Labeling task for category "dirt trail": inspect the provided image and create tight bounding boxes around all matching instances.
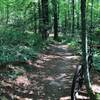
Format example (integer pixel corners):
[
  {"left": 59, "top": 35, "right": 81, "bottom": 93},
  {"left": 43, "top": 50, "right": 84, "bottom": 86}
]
[
  {"left": 0, "top": 44, "right": 80, "bottom": 100},
  {"left": 37, "top": 44, "right": 80, "bottom": 100},
  {"left": 31, "top": 44, "right": 80, "bottom": 100}
]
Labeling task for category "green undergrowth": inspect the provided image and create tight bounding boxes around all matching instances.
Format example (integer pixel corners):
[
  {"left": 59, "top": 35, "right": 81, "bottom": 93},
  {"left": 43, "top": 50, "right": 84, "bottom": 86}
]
[
  {"left": 0, "top": 29, "right": 52, "bottom": 81},
  {"left": 95, "top": 93, "right": 100, "bottom": 100},
  {"left": 61, "top": 35, "right": 100, "bottom": 72},
  {"left": 62, "top": 36, "right": 81, "bottom": 55},
  {"left": 0, "top": 29, "right": 49, "bottom": 66},
  {"left": 67, "top": 41, "right": 81, "bottom": 53},
  {"left": 93, "top": 52, "right": 100, "bottom": 71},
  {"left": 0, "top": 45, "right": 38, "bottom": 64}
]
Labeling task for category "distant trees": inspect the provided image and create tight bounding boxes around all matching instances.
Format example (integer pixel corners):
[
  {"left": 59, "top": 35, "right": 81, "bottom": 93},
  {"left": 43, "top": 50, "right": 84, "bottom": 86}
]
[{"left": 0, "top": 0, "right": 99, "bottom": 41}]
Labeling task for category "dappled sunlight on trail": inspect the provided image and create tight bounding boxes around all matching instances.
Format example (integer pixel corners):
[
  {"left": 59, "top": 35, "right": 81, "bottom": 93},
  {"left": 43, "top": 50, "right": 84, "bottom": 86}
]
[{"left": 0, "top": 43, "right": 83, "bottom": 100}]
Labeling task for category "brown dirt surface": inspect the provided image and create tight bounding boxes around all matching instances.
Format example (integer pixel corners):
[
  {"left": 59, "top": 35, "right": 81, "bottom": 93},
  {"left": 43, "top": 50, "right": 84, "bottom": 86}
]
[{"left": 0, "top": 43, "right": 99, "bottom": 100}]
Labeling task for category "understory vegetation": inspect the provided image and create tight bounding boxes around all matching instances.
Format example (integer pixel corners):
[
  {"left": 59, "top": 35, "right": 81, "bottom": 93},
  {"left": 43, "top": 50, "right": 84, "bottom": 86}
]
[{"left": 0, "top": 0, "right": 100, "bottom": 99}]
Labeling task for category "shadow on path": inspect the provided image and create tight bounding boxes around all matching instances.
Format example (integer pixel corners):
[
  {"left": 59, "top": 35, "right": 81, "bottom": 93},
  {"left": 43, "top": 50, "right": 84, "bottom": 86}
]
[
  {"left": 31, "top": 44, "right": 80, "bottom": 100},
  {"left": 0, "top": 44, "right": 80, "bottom": 100}
]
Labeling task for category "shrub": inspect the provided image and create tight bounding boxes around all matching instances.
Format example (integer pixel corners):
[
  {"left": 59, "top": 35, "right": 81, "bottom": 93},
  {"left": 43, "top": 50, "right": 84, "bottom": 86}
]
[{"left": 0, "top": 28, "right": 42, "bottom": 65}]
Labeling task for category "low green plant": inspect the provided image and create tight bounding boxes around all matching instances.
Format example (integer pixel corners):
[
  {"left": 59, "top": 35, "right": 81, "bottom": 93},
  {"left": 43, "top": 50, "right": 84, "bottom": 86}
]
[
  {"left": 0, "top": 28, "right": 43, "bottom": 66},
  {"left": 93, "top": 53, "right": 100, "bottom": 71}
]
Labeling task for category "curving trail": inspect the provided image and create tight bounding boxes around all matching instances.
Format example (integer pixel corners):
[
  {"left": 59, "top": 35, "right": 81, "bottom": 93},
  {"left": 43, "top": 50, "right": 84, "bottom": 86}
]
[
  {"left": 29, "top": 43, "right": 80, "bottom": 100},
  {"left": 0, "top": 44, "right": 81, "bottom": 100}
]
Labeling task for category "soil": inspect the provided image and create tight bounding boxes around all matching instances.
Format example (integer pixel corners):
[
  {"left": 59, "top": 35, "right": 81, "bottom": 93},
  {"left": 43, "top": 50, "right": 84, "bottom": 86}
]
[{"left": 0, "top": 43, "right": 99, "bottom": 100}]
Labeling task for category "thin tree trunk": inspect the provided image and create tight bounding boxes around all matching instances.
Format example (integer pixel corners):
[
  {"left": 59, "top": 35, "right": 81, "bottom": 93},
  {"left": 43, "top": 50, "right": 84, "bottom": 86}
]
[
  {"left": 64, "top": 10, "right": 67, "bottom": 34},
  {"left": 6, "top": 4, "right": 9, "bottom": 25},
  {"left": 52, "top": 0, "right": 58, "bottom": 40},
  {"left": 97, "top": 0, "right": 99, "bottom": 18},
  {"left": 41, "top": 0, "right": 49, "bottom": 40},
  {"left": 54, "top": 8, "right": 58, "bottom": 40},
  {"left": 67, "top": 0, "right": 71, "bottom": 34},
  {"left": 90, "top": 0, "right": 93, "bottom": 29},
  {"left": 77, "top": 0, "right": 80, "bottom": 30},
  {"left": 38, "top": 0, "right": 41, "bottom": 33},
  {"left": 34, "top": 3, "right": 37, "bottom": 33},
  {"left": 72, "top": 0, "right": 75, "bottom": 36}
]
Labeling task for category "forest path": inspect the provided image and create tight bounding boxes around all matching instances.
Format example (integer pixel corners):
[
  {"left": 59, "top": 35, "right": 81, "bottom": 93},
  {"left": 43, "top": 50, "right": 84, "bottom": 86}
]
[
  {"left": 0, "top": 43, "right": 80, "bottom": 100},
  {"left": 30, "top": 43, "right": 80, "bottom": 100}
]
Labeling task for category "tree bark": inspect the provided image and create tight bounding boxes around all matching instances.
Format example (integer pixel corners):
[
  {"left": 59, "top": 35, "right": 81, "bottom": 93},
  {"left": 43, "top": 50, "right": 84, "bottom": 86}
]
[
  {"left": 34, "top": 3, "right": 37, "bottom": 33},
  {"left": 67, "top": 0, "right": 71, "bottom": 34},
  {"left": 6, "top": 4, "right": 9, "bottom": 25},
  {"left": 72, "top": 0, "right": 75, "bottom": 36},
  {"left": 52, "top": 0, "right": 58, "bottom": 40},
  {"left": 81, "top": 0, "right": 95, "bottom": 99},
  {"left": 41, "top": 0, "right": 49, "bottom": 40},
  {"left": 77, "top": 0, "right": 80, "bottom": 30},
  {"left": 64, "top": 10, "right": 67, "bottom": 34},
  {"left": 38, "top": 0, "right": 41, "bottom": 33}
]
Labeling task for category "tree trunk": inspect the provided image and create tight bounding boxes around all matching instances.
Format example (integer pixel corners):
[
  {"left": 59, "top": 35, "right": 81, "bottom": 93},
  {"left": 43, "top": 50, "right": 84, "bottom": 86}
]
[
  {"left": 90, "top": 0, "right": 93, "bottom": 29},
  {"left": 52, "top": 0, "right": 58, "bottom": 40},
  {"left": 64, "top": 10, "right": 67, "bottom": 34},
  {"left": 54, "top": 10, "right": 58, "bottom": 40},
  {"left": 97, "top": 0, "right": 99, "bottom": 18},
  {"left": 34, "top": 3, "right": 37, "bottom": 33},
  {"left": 6, "top": 4, "right": 9, "bottom": 25},
  {"left": 38, "top": 0, "right": 42, "bottom": 33},
  {"left": 77, "top": 0, "right": 80, "bottom": 30},
  {"left": 67, "top": 0, "right": 71, "bottom": 34},
  {"left": 72, "top": 0, "right": 75, "bottom": 36},
  {"left": 81, "top": 0, "right": 95, "bottom": 99},
  {"left": 41, "top": 0, "right": 49, "bottom": 40}
]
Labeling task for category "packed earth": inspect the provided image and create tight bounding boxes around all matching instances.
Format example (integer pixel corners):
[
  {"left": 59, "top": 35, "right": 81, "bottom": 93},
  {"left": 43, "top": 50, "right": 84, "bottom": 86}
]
[
  {"left": 0, "top": 43, "right": 100, "bottom": 100},
  {"left": 0, "top": 43, "right": 79, "bottom": 100}
]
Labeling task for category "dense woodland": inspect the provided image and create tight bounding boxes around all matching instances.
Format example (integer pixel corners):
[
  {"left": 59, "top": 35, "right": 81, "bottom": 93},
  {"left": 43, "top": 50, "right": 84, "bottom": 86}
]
[{"left": 0, "top": 0, "right": 100, "bottom": 100}]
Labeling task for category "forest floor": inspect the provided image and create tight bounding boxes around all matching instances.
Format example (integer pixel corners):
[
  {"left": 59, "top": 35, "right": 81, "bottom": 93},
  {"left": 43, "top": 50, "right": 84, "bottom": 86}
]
[{"left": 0, "top": 43, "right": 100, "bottom": 100}]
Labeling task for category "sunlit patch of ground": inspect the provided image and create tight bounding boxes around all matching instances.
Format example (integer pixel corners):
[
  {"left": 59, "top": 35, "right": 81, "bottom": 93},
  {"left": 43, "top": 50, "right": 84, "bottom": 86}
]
[
  {"left": 92, "top": 85, "right": 100, "bottom": 93},
  {"left": 60, "top": 95, "right": 89, "bottom": 100},
  {"left": 60, "top": 96, "right": 71, "bottom": 100},
  {"left": 15, "top": 76, "right": 30, "bottom": 86},
  {"left": 92, "top": 71, "right": 100, "bottom": 94}
]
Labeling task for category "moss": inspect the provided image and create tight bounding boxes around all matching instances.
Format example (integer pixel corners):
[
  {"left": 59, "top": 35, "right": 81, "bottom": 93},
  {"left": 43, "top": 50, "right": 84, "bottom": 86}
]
[
  {"left": 89, "top": 92, "right": 100, "bottom": 100},
  {"left": 95, "top": 93, "right": 100, "bottom": 100}
]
